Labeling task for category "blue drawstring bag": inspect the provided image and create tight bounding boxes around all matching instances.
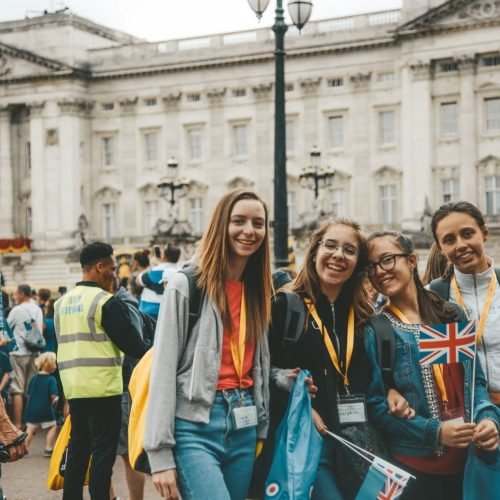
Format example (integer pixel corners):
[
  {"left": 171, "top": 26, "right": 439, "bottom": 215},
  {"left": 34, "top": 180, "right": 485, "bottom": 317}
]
[
  {"left": 463, "top": 447, "right": 500, "bottom": 500},
  {"left": 264, "top": 370, "right": 323, "bottom": 500}
]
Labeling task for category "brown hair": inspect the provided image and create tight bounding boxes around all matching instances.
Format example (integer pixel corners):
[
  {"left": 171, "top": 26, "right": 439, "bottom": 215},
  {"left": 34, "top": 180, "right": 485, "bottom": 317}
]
[
  {"left": 38, "top": 288, "right": 51, "bottom": 302},
  {"left": 45, "top": 298, "right": 55, "bottom": 319},
  {"left": 422, "top": 242, "right": 449, "bottom": 285},
  {"left": 431, "top": 201, "right": 486, "bottom": 242},
  {"left": 197, "top": 189, "right": 272, "bottom": 341},
  {"left": 36, "top": 352, "right": 57, "bottom": 372},
  {"left": 361, "top": 231, "right": 458, "bottom": 326},
  {"left": 290, "top": 218, "right": 373, "bottom": 333}
]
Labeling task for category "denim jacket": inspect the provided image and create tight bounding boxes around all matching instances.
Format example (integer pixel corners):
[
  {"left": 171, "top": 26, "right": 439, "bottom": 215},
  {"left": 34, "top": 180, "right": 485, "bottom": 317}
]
[{"left": 364, "top": 313, "right": 500, "bottom": 457}]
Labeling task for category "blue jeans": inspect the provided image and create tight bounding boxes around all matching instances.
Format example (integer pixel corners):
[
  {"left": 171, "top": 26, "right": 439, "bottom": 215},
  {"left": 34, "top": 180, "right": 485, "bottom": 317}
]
[
  {"left": 311, "top": 437, "right": 343, "bottom": 500},
  {"left": 174, "top": 389, "right": 257, "bottom": 500}
]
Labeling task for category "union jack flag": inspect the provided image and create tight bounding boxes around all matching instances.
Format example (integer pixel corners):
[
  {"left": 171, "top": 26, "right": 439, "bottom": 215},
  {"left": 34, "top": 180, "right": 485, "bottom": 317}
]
[{"left": 418, "top": 321, "right": 476, "bottom": 365}]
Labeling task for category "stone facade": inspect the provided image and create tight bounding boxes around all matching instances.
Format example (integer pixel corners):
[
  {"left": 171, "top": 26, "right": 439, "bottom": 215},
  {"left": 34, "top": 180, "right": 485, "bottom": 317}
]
[{"left": 0, "top": 1, "right": 500, "bottom": 287}]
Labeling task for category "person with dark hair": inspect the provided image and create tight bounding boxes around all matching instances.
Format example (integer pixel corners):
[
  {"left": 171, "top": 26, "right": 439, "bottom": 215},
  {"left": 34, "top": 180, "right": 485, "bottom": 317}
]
[
  {"left": 55, "top": 241, "right": 148, "bottom": 500},
  {"left": 37, "top": 288, "right": 51, "bottom": 314},
  {"left": 129, "top": 250, "right": 150, "bottom": 299},
  {"left": 7, "top": 284, "right": 43, "bottom": 429},
  {"left": 362, "top": 231, "right": 499, "bottom": 499},
  {"left": 422, "top": 242, "right": 449, "bottom": 286},
  {"left": 430, "top": 201, "right": 500, "bottom": 408}
]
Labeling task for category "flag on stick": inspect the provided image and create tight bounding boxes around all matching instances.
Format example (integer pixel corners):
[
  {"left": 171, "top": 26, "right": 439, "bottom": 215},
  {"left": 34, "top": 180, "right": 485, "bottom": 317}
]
[{"left": 418, "top": 320, "right": 476, "bottom": 365}]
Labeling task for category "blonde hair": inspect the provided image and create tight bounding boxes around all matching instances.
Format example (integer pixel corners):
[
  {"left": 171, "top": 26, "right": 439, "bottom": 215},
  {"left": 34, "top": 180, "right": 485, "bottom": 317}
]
[
  {"left": 197, "top": 189, "right": 272, "bottom": 341},
  {"left": 36, "top": 352, "right": 57, "bottom": 372}
]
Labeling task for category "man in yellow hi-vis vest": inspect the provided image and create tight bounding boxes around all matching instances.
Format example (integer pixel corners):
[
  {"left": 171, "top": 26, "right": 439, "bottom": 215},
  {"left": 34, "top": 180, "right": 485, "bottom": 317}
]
[{"left": 55, "top": 242, "right": 148, "bottom": 500}]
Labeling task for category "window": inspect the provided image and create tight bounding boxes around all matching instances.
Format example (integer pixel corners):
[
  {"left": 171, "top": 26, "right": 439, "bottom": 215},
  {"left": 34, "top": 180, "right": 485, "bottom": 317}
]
[
  {"left": 285, "top": 82, "right": 294, "bottom": 92},
  {"left": 327, "top": 78, "right": 344, "bottom": 88},
  {"left": 485, "top": 176, "right": 500, "bottom": 215},
  {"left": 380, "top": 184, "right": 397, "bottom": 224},
  {"left": 328, "top": 116, "right": 344, "bottom": 149},
  {"left": 26, "top": 207, "right": 32, "bottom": 237},
  {"left": 482, "top": 54, "right": 500, "bottom": 67},
  {"left": 101, "top": 103, "right": 114, "bottom": 111},
  {"left": 331, "top": 188, "right": 346, "bottom": 217},
  {"left": 25, "top": 141, "right": 31, "bottom": 172},
  {"left": 188, "top": 128, "right": 202, "bottom": 160},
  {"left": 485, "top": 98, "right": 500, "bottom": 132},
  {"left": 377, "top": 72, "right": 395, "bottom": 82},
  {"left": 440, "top": 102, "right": 458, "bottom": 137},
  {"left": 144, "top": 132, "right": 158, "bottom": 163},
  {"left": 232, "top": 88, "right": 246, "bottom": 97},
  {"left": 288, "top": 191, "right": 299, "bottom": 229},
  {"left": 187, "top": 93, "right": 201, "bottom": 102},
  {"left": 233, "top": 124, "right": 247, "bottom": 156},
  {"left": 286, "top": 120, "right": 295, "bottom": 154},
  {"left": 190, "top": 198, "right": 203, "bottom": 234},
  {"left": 144, "top": 200, "right": 158, "bottom": 233},
  {"left": 439, "top": 60, "right": 458, "bottom": 73},
  {"left": 442, "top": 178, "right": 459, "bottom": 203},
  {"left": 144, "top": 97, "right": 157, "bottom": 106},
  {"left": 102, "top": 137, "right": 115, "bottom": 168},
  {"left": 379, "top": 111, "right": 395, "bottom": 145},
  {"left": 102, "top": 203, "right": 116, "bottom": 237}
]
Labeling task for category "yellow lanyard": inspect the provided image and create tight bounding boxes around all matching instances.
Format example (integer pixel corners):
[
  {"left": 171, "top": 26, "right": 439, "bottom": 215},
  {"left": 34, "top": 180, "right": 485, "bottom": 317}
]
[
  {"left": 230, "top": 286, "right": 246, "bottom": 386},
  {"left": 451, "top": 273, "right": 496, "bottom": 345},
  {"left": 386, "top": 302, "right": 448, "bottom": 404},
  {"left": 304, "top": 298, "right": 355, "bottom": 388}
]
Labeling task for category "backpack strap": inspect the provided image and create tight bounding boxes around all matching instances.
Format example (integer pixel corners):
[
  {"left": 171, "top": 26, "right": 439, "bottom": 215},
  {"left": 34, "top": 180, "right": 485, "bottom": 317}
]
[
  {"left": 428, "top": 277, "right": 451, "bottom": 300},
  {"left": 279, "top": 291, "right": 307, "bottom": 345},
  {"left": 179, "top": 264, "right": 203, "bottom": 334},
  {"left": 495, "top": 268, "right": 500, "bottom": 285},
  {"left": 368, "top": 313, "right": 396, "bottom": 390}
]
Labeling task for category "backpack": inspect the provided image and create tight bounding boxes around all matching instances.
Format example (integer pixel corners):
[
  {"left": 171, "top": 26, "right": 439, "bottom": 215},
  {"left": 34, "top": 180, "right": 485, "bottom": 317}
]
[
  {"left": 428, "top": 269, "right": 500, "bottom": 301},
  {"left": 22, "top": 317, "right": 46, "bottom": 352},
  {"left": 128, "top": 265, "right": 202, "bottom": 474}
]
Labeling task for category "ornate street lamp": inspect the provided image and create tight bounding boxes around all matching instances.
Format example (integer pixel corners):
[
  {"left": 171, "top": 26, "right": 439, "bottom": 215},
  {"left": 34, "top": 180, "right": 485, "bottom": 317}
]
[
  {"left": 157, "top": 156, "right": 190, "bottom": 207},
  {"left": 299, "top": 145, "right": 335, "bottom": 200},
  {"left": 247, "top": 0, "right": 313, "bottom": 268}
]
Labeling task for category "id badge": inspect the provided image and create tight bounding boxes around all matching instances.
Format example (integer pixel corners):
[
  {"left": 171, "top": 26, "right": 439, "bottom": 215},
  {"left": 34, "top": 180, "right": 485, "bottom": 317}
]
[
  {"left": 233, "top": 405, "right": 258, "bottom": 429},
  {"left": 441, "top": 407, "right": 465, "bottom": 426},
  {"left": 337, "top": 394, "right": 367, "bottom": 425}
]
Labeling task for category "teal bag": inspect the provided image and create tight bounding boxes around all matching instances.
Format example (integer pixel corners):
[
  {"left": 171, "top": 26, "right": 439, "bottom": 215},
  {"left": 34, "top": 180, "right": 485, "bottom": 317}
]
[
  {"left": 463, "top": 447, "right": 500, "bottom": 500},
  {"left": 264, "top": 370, "right": 323, "bottom": 500}
]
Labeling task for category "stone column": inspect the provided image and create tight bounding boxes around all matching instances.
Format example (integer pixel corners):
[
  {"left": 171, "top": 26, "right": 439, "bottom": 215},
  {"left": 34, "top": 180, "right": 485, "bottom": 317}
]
[
  {"left": 0, "top": 106, "right": 14, "bottom": 237},
  {"left": 401, "top": 61, "right": 433, "bottom": 231},
  {"left": 28, "top": 101, "right": 46, "bottom": 250},
  {"left": 458, "top": 56, "right": 477, "bottom": 202}
]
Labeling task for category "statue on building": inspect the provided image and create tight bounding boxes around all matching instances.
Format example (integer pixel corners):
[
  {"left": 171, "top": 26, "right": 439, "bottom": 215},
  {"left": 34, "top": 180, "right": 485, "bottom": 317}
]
[
  {"left": 67, "top": 214, "right": 90, "bottom": 262},
  {"left": 420, "top": 197, "right": 433, "bottom": 234}
]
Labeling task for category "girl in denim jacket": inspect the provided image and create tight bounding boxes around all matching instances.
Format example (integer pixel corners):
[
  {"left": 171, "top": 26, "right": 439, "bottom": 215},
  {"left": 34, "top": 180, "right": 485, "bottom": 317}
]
[{"left": 362, "top": 231, "right": 499, "bottom": 500}]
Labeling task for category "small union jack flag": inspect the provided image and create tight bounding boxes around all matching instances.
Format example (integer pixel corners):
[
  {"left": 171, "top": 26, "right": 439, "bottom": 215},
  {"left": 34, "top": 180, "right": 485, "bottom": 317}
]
[
  {"left": 418, "top": 321, "right": 476, "bottom": 365},
  {"left": 374, "top": 458, "right": 409, "bottom": 500}
]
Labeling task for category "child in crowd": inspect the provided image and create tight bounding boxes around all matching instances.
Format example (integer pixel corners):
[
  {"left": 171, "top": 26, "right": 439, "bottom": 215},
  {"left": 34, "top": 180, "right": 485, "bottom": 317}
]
[{"left": 24, "top": 352, "right": 59, "bottom": 456}]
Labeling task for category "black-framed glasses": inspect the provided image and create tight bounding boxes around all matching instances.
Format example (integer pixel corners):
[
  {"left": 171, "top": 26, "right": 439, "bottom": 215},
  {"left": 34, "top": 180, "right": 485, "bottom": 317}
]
[
  {"left": 318, "top": 239, "right": 359, "bottom": 259},
  {"left": 365, "top": 253, "right": 409, "bottom": 276}
]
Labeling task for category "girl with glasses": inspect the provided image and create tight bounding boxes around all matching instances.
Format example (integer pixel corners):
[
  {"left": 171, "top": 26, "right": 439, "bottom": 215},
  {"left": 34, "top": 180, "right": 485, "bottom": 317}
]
[
  {"left": 431, "top": 201, "right": 500, "bottom": 409},
  {"left": 269, "top": 219, "right": 411, "bottom": 499},
  {"left": 144, "top": 189, "right": 272, "bottom": 500},
  {"left": 361, "top": 230, "right": 499, "bottom": 500}
]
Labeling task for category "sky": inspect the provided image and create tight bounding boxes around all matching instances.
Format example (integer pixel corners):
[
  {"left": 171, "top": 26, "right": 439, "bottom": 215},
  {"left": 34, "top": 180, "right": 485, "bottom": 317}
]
[{"left": 0, "top": 0, "right": 402, "bottom": 42}]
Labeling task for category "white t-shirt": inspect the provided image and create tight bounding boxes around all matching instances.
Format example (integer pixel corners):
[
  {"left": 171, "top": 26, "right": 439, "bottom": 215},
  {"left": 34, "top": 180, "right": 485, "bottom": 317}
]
[{"left": 7, "top": 301, "right": 44, "bottom": 355}]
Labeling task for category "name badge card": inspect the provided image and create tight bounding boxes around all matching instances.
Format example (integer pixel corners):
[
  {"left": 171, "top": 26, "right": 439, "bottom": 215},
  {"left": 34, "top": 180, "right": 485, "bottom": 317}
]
[
  {"left": 233, "top": 405, "right": 258, "bottom": 429},
  {"left": 441, "top": 407, "right": 465, "bottom": 427},
  {"left": 337, "top": 395, "right": 367, "bottom": 425}
]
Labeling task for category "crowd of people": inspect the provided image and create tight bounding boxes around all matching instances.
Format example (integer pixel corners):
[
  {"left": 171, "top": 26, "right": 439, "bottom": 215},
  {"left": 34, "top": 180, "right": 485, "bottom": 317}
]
[{"left": 0, "top": 191, "right": 499, "bottom": 500}]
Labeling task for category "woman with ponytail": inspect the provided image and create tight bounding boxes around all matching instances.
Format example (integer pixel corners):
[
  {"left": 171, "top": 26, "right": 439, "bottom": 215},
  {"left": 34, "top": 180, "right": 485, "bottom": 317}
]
[{"left": 361, "top": 231, "right": 499, "bottom": 499}]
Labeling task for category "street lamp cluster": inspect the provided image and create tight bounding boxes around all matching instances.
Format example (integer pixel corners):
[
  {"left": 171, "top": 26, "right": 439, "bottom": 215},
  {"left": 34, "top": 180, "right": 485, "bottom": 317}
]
[
  {"left": 299, "top": 146, "right": 335, "bottom": 200},
  {"left": 157, "top": 156, "right": 190, "bottom": 208}
]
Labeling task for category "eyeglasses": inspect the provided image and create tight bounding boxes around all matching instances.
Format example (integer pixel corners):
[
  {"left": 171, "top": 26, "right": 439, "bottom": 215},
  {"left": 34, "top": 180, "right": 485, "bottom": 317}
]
[
  {"left": 365, "top": 253, "right": 409, "bottom": 276},
  {"left": 318, "top": 239, "right": 359, "bottom": 258}
]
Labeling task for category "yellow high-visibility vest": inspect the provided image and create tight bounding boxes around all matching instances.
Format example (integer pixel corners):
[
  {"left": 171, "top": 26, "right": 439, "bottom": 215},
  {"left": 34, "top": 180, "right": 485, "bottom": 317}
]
[{"left": 55, "top": 285, "right": 123, "bottom": 399}]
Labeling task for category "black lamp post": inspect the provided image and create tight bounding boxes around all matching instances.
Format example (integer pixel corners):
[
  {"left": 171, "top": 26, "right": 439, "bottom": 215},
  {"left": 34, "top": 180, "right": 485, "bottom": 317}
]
[
  {"left": 247, "top": 0, "right": 313, "bottom": 268},
  {"left": 299, "top": 145, "right": 335, "bottom": 200},
  {"left": 157, "top": 156, "right": 190, "bottom": 208}
]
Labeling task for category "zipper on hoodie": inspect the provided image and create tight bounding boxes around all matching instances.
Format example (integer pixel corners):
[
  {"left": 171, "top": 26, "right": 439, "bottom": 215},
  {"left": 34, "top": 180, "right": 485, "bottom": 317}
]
[{"left": 473, "top": 274, "right": 491, "bottom": 384}]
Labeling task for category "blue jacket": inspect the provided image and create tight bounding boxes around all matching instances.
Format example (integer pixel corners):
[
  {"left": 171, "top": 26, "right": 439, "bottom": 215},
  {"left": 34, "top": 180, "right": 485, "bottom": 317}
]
[{"left": 364, "top": 313, "right": 499, "bottom": 457}]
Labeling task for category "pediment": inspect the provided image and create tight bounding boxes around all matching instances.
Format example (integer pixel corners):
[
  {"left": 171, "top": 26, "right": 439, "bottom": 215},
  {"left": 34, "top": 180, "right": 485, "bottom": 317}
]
[
  {"left": 373, "top": 165, "right": 402, "bottom": 179},
  {"left": 226, "top": 176, "right": 255, "bottom": 189},
  {"left": 399, "top": 0, "right": 500, "bottom": 34},
  {"left": 0, "top": 41, "right": 72, "bottom": 80}
]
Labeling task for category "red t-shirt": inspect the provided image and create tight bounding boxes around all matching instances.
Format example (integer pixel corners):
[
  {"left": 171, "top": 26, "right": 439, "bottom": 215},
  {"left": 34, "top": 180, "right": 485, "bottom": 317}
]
[
  {"left": 216, "top": 280, "right": 255, "bottom": 390},
  {"left": 394, "top": 363, "right": 467, "bottom": 475}
]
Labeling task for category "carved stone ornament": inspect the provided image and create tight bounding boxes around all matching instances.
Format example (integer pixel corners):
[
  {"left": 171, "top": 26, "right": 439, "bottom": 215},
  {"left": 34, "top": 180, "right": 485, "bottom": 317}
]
[
  {"left": 350, "top": 72, "right": 372, "bottom": 88},
  {"left": 162, "top": 92, "right": 182, "bottom": 110},
  {"left": 0, "top": 55, "right": 12, "bottom": 77},
  {"left": 57, "top": 99, "right": 94, "bottom": 116},
  {"left": 118, "top": 96, "right": 138, "bottom": 114},
  {"left": 457, "top": 55, "right": 477, "bottom": 74},
  {"left": 251, "top": 83, "right": 273, "bottom": 100},
  {"left": 462, "top": 0, "right": 499, "bottom": 20},
  {"left": 46, "top": 128, "right": 59, "bottom": 146},
  {"left": 206, "top": 87, "right": 227, "bottom": 105},
  {"left": 410, "top": 61, "right": 432, "bottom": 81},
  {"left": 27, "top": 101, "right": 45, "bottom": 117},
  {"left": 299, "top": 77, "right": 322, "bottom": 95}
]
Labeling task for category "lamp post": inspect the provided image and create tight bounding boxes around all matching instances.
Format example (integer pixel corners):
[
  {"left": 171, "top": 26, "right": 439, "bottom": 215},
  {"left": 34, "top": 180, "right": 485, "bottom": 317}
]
[
  {"left": 299, "top": 145, "right": 335, "bottom": 202},
  {"left": 157, "top": 156, "right": 190, "bottom": 213},
  {"left": 247, "top": 0, "right": 313, "bottom": 268}
]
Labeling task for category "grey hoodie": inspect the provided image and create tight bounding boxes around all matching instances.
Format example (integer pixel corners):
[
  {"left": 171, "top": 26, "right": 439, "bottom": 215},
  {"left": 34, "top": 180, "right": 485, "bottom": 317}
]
[{"left": 144, "top": 272, "right": 270, "bottom": 473}]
